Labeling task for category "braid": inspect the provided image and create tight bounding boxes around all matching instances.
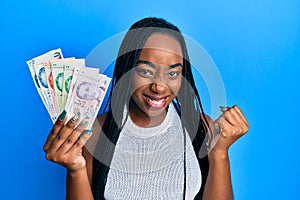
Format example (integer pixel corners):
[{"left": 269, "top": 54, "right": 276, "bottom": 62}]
[{"left": 92, "top": 17, "right": 209, "bottom": 199}]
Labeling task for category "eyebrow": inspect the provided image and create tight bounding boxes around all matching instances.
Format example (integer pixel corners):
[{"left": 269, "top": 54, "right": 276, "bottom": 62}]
[{"left": 136, "top": 60, "right": 182, "bottom": 69}]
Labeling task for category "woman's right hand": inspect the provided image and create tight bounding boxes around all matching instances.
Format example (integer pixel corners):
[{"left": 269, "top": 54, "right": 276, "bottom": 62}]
[{"left": 43, "top": 111, "right": 93, "bottom": 172}]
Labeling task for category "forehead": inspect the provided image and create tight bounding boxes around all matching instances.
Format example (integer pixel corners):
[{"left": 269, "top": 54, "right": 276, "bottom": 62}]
[{"left": 139, "top": 33, "right": 183, "bottom": 65}]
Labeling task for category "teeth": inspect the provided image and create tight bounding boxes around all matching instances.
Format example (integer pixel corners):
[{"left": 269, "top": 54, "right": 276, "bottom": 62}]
[{"left": 146, "top": 96, "right": 164, "bottom": 105}]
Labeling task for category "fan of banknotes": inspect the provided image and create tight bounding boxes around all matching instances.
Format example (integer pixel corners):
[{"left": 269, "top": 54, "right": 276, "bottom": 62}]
[{"left": 26, "top": 48, "right": 111, "bottom": 129}]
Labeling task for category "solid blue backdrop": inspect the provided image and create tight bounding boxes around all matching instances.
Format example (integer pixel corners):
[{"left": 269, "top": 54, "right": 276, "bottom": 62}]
[{"left": 1, "top": 0, "right": 299, "bottom": 199}]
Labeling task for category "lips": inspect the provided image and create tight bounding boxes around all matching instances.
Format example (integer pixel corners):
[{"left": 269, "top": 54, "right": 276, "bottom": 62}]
[{"left": 143, "top": 94, "right": 169, "bottom": 108}]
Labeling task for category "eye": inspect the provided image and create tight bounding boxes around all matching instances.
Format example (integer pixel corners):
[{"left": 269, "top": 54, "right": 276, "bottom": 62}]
[
  {"left": 167, "top": 71, "right": 180, "bottom": 79},
  {"left": 136, "top": 68, "right": 154, "bottom": 78}
]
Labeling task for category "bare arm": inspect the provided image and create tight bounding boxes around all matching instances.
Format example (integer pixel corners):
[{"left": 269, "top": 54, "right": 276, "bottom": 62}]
[
  {"left": 43, "top": 111, "right": 95, "bottom": 200},
  {"left": 66, "top": 167, "right": 94, "bottom": 200},
  {"left": 202, "top": 149, "right": 233, "bottom": 200},
  {"left": 202, "top": 105, "right": 249, "bottom": 200},
  {"left": 65, "top": 145, "right": 95, "bottom": 200}
]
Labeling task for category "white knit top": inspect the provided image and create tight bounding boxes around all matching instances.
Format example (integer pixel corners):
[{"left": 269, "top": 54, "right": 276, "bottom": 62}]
[{"left": 104, "top": 104, "right": 202, "bottom": 199}]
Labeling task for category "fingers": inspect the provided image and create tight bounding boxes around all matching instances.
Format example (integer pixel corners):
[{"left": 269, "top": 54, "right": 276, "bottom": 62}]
[
  {"left": 218, "top": 105, "right": 249, "bottom": 135},
  {"left": 59, "top": 129, "right": 94, "bottom": 168},
  {"left": 48, "top": 113, "right": 86, "bottom": 154},
  {"left": 68, "top": 128, "right": 94, "bottom": 155},
  {"left": 219, "top": 106, "right": 238, "bottom": 126},
  {"left": 209, "top": 105, "right": 249, "bottom": 152},
  {"left": 219, "top": 106, "right": 230, "bottom": 112},
  {"left": 233, "top": 105, "right": 249, "bottom": 127},
  {"left": 230, "top": 106, "right": 249, "bottom": 134},
  {"left": 44, "top": 114, "right": 94, "bottom": 164},
  {"left": 213, "top": 116, "right": 233, "bottom": 137},
  {"left": 43, "top": 110, "right": 68, "bottom": 152},
  {"left": 56, "top": 119, "right": 90, "bottom": 154}
]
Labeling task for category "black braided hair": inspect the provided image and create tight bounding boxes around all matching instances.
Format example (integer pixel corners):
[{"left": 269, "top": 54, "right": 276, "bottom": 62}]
[{"left": 91, "top": 17, "right": 209, "bottom": 200}]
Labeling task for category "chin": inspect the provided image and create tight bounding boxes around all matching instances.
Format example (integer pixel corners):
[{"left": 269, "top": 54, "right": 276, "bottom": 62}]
[{"left": 146, "top": 106, "right": 167, "bottom": 117}]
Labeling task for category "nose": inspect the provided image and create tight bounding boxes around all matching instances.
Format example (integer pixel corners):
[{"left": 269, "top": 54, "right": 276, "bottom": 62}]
[
  {"left": 150, "top": 79, "right": 168, "bottom": 93},
  {"left": 149, "top": 72, "right": 169, "bottom": 93}
]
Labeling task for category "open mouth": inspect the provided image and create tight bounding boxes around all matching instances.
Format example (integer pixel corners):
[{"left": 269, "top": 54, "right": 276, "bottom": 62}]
[{"left": 143, "top": 94, "right": 168, "bottom": 108}]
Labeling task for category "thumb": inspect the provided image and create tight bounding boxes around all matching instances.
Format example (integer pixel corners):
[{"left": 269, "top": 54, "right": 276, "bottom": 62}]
[{"left": 219, "top": 106, "right": 230, "bottom": 113}]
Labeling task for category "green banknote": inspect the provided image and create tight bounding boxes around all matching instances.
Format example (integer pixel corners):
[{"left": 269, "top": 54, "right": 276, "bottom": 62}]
[{"left": 51, "top": 58, "right": 74, "bottom": 114}]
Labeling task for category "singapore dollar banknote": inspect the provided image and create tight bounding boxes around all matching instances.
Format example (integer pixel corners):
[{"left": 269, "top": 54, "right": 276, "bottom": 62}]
[
  {"left": 27, "top": 49, "right": 111, "bottom": 129},
  {"left": 26, "top": 48, "right": 63, "bottom": 122},
  {"left": 65, "top": 67, "right": 110, "bottom": 130}
]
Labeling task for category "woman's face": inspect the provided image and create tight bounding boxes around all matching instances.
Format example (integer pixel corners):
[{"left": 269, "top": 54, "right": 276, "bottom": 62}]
[{"left": 130, "top": 33, "right": 183, "bottom": 123}]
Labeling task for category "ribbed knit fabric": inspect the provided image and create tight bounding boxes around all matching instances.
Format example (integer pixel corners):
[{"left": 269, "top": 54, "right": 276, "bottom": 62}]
[{"left": 104, "top": 104, "right": 202, "bottom": 199}]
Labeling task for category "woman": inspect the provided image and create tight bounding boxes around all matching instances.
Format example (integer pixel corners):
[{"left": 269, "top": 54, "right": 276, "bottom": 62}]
[{"left": 43, "top": 17, "right": 249, "bottom": 200}]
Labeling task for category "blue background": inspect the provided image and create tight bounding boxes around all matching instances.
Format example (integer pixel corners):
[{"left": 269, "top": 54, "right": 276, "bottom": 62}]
[{"left": 1, "top": 0, "right": 299, "bottom": 199}]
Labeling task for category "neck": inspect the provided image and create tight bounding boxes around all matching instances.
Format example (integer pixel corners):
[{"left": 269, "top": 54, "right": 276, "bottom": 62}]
[{"left": 128, "top": 99, "right": 168, "bottom": 128}]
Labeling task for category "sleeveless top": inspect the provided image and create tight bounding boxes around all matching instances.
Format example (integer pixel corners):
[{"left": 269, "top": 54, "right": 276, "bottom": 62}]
[{"left": 103, "top": 104, "right": 202, "bottom": 199}]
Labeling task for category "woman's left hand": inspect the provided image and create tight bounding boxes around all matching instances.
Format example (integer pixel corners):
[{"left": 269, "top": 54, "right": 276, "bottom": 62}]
[{"left": 210, "top": 105, "right": 249, "bottom": 152}]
